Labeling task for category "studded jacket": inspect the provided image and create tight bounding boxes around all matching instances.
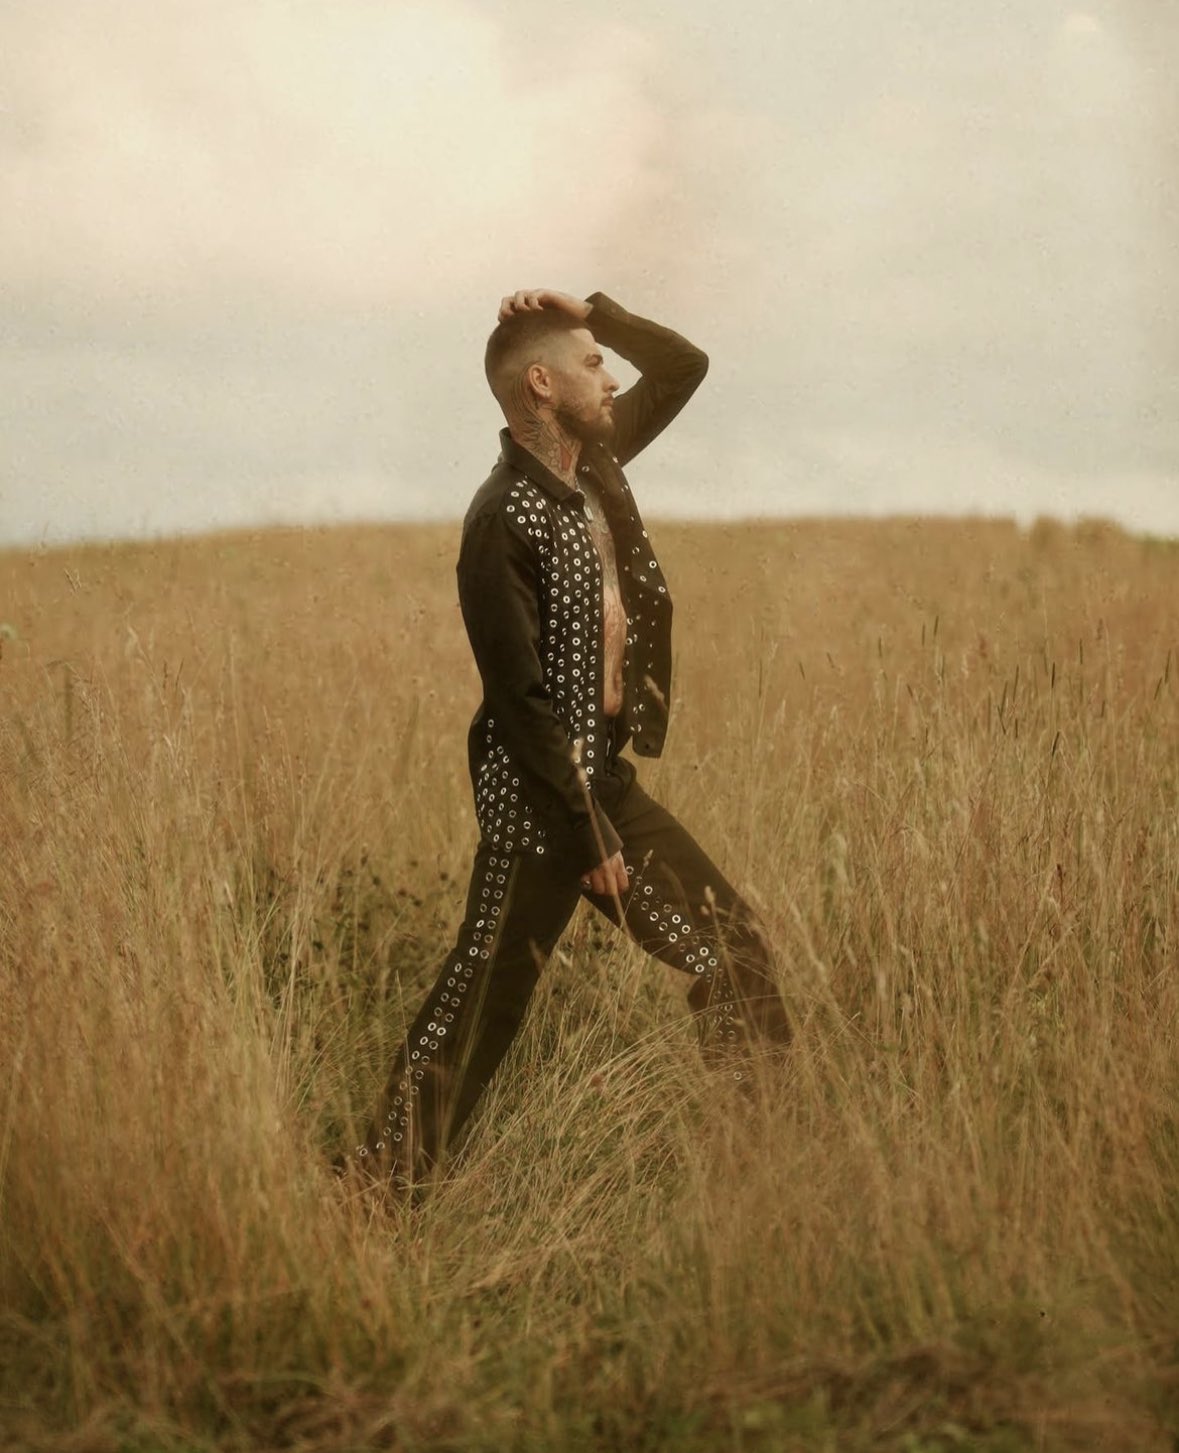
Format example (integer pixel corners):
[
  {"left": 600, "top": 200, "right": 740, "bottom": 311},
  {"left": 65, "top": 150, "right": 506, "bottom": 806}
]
[{"left": 457, "top": 293, "right": 708, "bottom": 874}]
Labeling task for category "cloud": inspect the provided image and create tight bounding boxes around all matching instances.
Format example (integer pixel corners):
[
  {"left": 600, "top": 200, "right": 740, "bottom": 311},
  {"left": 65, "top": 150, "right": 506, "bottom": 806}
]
[
  {"left": 1063, "top": 13, "right": 1101, "bottom": 37},
  {"left": 0, "top": 0, "right": 1175, "bottom": 545},
  {"left": 634, "top": 4, "right": 1171, "bottom": 486},
  {"left": 1, "top": 0, "right": 662, "bottom": 309}
]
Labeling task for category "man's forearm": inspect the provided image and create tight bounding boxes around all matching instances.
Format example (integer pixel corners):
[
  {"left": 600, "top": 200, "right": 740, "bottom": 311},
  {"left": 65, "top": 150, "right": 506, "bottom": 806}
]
[
  {"left": 585, "top": 293, "right": 708, "bottom": 380},
  {"left": 480, "top": 673, "right": 623, "bottom": 868}
]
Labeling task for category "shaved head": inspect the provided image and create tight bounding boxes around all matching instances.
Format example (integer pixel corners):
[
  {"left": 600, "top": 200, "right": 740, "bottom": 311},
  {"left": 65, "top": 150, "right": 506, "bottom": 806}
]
[{"left": 484, "top": 309, "right": 584, "bottom": 414}]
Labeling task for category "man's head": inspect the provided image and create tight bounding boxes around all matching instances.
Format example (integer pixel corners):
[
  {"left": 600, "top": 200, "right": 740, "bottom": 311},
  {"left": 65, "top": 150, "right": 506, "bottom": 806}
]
[{"left": 484, "top": 310, "right": 619, "bottom": 446}]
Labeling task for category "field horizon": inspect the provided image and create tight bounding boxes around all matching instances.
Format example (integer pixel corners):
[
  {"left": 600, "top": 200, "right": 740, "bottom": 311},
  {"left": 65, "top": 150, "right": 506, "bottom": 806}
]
[
  {"left": 2, "top": 504, "right": 1158, "bottom": 559},
  {"left": 3, "top": 515, "right": 1178, "bottom": 1452}
]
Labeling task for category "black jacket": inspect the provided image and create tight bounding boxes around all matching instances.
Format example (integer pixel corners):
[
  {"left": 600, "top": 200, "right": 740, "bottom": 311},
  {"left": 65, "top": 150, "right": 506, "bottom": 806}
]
[{"left": 457, "top": 293, "right": 708, "bottom": 873}]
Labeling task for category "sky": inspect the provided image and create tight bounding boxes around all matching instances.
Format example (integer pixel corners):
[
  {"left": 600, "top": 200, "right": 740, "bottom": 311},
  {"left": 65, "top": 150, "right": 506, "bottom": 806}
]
[{"left": 1, "top": 0, "right": 1176, "bottom": 546}]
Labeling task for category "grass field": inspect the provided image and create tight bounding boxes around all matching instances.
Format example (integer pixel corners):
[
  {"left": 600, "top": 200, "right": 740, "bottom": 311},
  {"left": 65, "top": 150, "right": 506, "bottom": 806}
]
[{"left": 2, "top": 516, "right": 1178, "bottom": 1452}]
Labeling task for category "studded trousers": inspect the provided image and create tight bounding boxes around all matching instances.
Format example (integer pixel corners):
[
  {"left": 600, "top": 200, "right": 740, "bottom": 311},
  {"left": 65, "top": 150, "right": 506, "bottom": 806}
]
[{"left": 355, "top": 751, "right": 792, "bottom": 1185}]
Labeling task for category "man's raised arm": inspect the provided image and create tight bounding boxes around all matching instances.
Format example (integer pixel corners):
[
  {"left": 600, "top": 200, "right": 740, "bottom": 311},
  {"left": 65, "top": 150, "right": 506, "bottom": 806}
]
[{"left": 583, "top": 293, "right": 709, "bottom": 468}]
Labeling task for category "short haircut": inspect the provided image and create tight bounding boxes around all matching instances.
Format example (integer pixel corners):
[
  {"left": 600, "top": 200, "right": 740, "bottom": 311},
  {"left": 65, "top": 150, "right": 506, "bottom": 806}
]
[{"left": 484, "top": 309, "right": 582, "bottom": 410}]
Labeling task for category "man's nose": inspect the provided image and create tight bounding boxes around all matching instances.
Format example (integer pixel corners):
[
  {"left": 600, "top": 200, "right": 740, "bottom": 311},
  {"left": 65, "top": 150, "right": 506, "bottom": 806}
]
[{"left": 604, "top": 372, "right": 619, "bottom": 394}]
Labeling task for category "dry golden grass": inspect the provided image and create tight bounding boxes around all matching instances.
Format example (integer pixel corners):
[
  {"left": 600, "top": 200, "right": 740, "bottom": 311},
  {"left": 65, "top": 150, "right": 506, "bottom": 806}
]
[{"left": 2, "top": 516, "right": 1178, "bottom": 1452}]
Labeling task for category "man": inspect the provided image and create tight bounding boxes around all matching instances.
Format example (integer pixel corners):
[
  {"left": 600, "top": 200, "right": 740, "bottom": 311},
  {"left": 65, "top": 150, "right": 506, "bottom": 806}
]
[{"left": 350, "top": 287, "right": 790, "bottom": 1188}]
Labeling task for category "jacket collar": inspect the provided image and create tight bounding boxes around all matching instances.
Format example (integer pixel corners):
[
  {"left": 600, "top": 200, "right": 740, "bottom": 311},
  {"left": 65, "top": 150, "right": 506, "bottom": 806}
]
[{"left": 498, "top": 428, "right": 584, "bottom": 505}]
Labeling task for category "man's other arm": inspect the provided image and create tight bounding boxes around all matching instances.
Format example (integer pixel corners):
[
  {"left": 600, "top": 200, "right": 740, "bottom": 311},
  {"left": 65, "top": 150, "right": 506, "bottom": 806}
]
[{"left": 459, "top": 507, "right": 624, "bottom": 879}]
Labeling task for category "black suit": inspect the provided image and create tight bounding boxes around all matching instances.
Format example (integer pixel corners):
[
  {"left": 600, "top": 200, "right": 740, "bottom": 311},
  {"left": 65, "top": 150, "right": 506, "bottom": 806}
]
[{"left": 354, "top": 296, "right": 789, "bottom": 1186}]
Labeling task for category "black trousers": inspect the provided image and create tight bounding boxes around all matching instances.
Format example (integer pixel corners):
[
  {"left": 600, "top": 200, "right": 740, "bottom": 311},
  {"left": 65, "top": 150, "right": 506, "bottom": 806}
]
[{"left": 354, "top": 751, "right": 791, "bottom": 1184}]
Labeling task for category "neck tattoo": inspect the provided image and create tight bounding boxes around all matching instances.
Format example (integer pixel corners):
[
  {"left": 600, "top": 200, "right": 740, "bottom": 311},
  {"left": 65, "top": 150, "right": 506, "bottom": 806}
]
[{"left": 508, "top": 369, "right": 580, "bottom": 486}]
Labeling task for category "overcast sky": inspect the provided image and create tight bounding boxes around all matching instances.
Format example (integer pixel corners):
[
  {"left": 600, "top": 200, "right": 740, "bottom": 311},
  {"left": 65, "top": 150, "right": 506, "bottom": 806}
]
[{"left": 2, "top": 0, "right": 1176, "bottom": 545}]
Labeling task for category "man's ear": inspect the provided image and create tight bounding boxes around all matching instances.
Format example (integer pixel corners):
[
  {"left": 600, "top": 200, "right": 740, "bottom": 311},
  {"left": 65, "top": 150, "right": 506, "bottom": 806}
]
[{"left": 525, "top": 361, "right": 552, "bottom": 405}]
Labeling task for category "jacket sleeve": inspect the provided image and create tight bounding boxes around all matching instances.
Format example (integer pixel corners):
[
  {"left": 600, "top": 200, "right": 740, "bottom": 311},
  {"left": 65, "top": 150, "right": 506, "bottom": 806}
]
[
  {"left": 584, "top": 292, "right": 709, "bottom": 468},
  {"left": 458, "top": 506, "right": 623, "bottom": 874}
]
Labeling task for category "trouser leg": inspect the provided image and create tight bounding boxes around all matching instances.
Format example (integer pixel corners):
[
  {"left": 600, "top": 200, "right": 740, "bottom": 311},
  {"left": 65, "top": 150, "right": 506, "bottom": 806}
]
[
  {"left": 585, "top": 760, "right": 792, "bottom": 1059},
  {"left": 356, "top": 841, "right": 581, "bottom": 1184}
]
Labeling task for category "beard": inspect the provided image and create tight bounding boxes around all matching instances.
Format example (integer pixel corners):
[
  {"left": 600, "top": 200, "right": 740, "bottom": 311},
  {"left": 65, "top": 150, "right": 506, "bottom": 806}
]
[{"left": 556, "top": 402, "right": 615, "bottom": 447}]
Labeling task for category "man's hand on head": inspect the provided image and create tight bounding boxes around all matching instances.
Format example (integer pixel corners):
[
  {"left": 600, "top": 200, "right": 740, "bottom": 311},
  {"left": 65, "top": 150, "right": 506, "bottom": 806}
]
[
  {"left": 498, "top": 289, "right": 592, "bottom": 324},
  {"left": 580, "top": 850, "right": 628, "bottom": 899}
]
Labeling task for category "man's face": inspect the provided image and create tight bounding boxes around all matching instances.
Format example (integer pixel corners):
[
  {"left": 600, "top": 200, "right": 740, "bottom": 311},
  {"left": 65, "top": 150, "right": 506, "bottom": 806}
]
[{"left": 548, "top": 327, "right": 619, "bottom": 445}]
